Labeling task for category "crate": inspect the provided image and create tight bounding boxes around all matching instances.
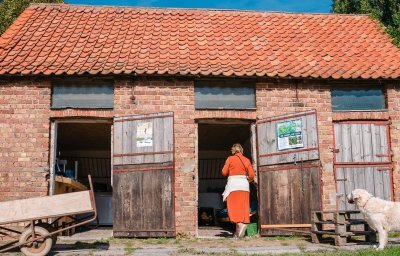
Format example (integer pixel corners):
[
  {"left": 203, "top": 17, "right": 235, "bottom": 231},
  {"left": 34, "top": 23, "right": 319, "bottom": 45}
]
[
  {"left": 246, "top": 223, "right": 258, "bottom": 237},
  {"left": 311, "top": 210, "right": 377, "bottom": 246}
]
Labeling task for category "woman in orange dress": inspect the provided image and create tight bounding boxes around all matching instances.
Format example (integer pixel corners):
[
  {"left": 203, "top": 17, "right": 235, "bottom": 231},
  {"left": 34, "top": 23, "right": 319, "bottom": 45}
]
[{"left": 222, "top": 143, "right": 255, "bottom": 238}]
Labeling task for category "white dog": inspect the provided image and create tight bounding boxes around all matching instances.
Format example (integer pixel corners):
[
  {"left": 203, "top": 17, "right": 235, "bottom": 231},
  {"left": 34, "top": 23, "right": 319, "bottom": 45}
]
[{"left": 347, "top": 189, "right": 400, "bottom": 250}]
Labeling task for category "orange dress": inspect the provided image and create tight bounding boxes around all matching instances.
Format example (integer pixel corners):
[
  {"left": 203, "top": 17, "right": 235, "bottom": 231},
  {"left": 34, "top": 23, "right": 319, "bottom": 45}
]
[{"left": 222, "top": 153, "right": 255, "bottom": 224}]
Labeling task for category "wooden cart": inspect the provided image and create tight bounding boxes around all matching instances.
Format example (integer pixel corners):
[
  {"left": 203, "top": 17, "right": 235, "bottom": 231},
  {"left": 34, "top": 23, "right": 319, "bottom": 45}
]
[{"left": 0, "top": 175, "right": 97, "bottom": 256}]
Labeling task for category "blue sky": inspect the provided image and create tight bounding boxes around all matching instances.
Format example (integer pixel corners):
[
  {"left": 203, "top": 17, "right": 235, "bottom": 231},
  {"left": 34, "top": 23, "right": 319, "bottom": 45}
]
[{"left": 67, "top": 0, "right": 333, "bottom": 13}]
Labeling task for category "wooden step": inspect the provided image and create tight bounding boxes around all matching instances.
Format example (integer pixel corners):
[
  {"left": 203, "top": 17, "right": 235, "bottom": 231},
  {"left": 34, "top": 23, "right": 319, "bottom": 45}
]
[
  {"left": 312, "top": 230, "right": 376, "bottom": 236},
  {"left": 313, "top": 210, "right": 361, "bottom": 214},
  {"left": 313, "top": 219, "right": 367, "bottom": 225}
]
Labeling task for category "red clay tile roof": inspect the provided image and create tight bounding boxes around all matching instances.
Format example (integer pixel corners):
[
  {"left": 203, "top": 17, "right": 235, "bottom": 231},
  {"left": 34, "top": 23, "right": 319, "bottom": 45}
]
[{"left": 0, "top": 3, "right": 399, "bottom": 79}]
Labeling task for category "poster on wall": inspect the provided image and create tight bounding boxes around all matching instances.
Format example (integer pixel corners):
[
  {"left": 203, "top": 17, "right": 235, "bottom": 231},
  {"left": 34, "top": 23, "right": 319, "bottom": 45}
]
[
  {"left": 136, "top": 122, "right": 153, "bottom": 147},
  {"left": 276, "top": 119, "right": 304, "bottom": 151}
]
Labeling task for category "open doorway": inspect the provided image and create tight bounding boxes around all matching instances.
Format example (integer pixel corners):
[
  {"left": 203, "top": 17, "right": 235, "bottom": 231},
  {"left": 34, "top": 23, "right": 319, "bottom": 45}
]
[
  {"left": 197, "top": 122, "right": 258, "bottom": 237},
  {"left": 55, "top": 121, "right": 112, "bottom": 226}
]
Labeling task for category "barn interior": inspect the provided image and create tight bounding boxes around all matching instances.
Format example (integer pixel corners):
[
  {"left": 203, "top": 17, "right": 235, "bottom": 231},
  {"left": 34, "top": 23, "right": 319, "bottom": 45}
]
[
  {"left": 198, "top": 122, "right": 258, "bottom": 236},
  {"left": 55, "top": 122, "right": 112, "bottom": 226}
]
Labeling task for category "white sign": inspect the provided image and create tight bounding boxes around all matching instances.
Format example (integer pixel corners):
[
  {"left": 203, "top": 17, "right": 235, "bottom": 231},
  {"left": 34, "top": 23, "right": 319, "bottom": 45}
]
[
  {"left": 136, "top": 122, "right": 153, "bottom": 147},
  {"left": 276, "top": 119, "right": 304, "bottom": 151}
]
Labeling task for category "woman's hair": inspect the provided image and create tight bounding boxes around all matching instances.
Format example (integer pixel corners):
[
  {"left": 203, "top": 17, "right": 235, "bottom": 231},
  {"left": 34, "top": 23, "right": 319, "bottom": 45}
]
[{"left": 232, "top": 143, "right": 243, "bottom": 154}]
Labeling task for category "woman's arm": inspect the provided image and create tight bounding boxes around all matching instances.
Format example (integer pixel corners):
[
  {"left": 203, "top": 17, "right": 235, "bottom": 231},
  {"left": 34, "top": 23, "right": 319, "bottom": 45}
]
[
  {"left": 221, "top": 157, "right": 231, "bottom": 177},
  {"left": 247, "top": 161, "right": 255, "bottom": 181}
]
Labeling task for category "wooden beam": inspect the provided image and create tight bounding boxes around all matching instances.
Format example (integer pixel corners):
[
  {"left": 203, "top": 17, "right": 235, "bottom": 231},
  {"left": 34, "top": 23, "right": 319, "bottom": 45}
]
[{"left": 261, "top": 224, "right": 312, "bottom": 229}]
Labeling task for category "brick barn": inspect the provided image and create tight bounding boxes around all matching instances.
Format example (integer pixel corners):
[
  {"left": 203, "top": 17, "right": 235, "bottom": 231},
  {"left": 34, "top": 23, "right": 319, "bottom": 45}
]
[{"left": 1, "top": 3, "right": 400, "bottom": 237}]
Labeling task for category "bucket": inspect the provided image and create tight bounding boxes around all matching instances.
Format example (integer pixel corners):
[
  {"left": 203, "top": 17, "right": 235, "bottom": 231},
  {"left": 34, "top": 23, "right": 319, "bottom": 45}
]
[{"left": 246, "top": 223, "right": 258, "bottom": 237}]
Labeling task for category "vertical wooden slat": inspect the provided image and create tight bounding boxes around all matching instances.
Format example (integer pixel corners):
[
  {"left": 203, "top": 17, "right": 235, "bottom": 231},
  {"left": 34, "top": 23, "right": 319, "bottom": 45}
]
[
  {"left": 301, "top": 115, "right": 309, "bottom": 160},
  {"left": 365, "top": 167, "right": 376, "bottom": 197},
  {"left": 361, "top": 124, "right": 373, "bottom": 162},
  {"left": 336, "top": 168, "right": 346, "bottom": 210},
  {"left": 374, "top": 125, "right": 382, "bottom": 162},
  {"left": 382, "top": 170, "right": 391, "bottom": 200},
  {"left": 341, "top": 124, "right": 352, "bottom": 162},
  {"left": 301, "top": 167, "right": 312, "bottom": 223},
  {"left": 374, "top": 167, "right": 385, "bottom": 200},
  {"left": 350, "top": 124, "right": 362, "bottom": 162},
  {"left": 113, "top": 120, "right": 123, "bottom": 165},
  {"left": 307, "top": 114, "right": 319, "bottom": 160},
  {"left": 334, "top": 124, "right": 342, "bottom": 162},
  {"left": 379, "top": 125, "right": 389, "bottom": 162}
]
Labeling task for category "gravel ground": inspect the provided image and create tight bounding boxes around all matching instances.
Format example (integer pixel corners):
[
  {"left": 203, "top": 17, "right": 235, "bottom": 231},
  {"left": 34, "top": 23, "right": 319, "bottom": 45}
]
[{"left": 2, "top": 228, "right": 400, "bottom": 255}]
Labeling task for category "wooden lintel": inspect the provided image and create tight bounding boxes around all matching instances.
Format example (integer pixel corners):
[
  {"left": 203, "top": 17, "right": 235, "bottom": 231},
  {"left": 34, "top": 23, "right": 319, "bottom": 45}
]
[{"left": 261, "top": 224, "right": 312, "bottom": 229}]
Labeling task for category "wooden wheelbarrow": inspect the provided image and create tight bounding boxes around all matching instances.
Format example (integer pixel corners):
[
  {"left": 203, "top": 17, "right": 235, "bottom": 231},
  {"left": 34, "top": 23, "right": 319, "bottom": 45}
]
[{"left": 0, "top": 175, "right": 97, "bottom": 256}]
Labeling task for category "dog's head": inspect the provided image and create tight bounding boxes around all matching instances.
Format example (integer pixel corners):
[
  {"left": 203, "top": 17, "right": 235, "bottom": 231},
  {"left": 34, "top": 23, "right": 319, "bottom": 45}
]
[{"left": 347, "top": 189, "right": 373, "bottom": 206}]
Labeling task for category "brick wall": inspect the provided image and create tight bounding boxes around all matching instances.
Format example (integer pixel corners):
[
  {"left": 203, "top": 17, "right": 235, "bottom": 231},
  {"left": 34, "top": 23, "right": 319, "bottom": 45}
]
[
  {"left": 1, "top": 77, "right": 399, "bottom": 238},
  {"left": 387, "top": 82, "right": 400, "bottom": 201},
  {"left": 0, "top": 80, "right": 51, "bottom": 201}
]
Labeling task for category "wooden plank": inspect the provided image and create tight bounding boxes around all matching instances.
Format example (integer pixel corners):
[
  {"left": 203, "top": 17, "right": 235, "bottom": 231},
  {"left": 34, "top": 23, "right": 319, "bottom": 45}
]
[
  {"left": 379, "top": 125, "right": 389, "bottom": 162},
  {"left": 301, "top": 167, "right": 312, "bottom": 223},
  {"left": 344, "top": 168, "right": 356, "bottom": 211},
  {"left": 310, "top": 167, "right": 321, "bottom": 212},
  {"left": 261, "top": 224, "right": 312, "bottom": 229},
  {"left": 113, "top": 120, "right": 123, "bottom": 165},
  {"left": 373, "top": 124, "right": 382, "bottom": 162},
  {"left": 334, "top": 124, "right": 342, "bottom": 162},
  {"left": 143, "top": 170, "right": 162, "bottom": 231},
  {"left": 129, "top": 171, "right": 143, "bottom": 230},
  {"left": 361, "top": 124, "right": 373, "bottom": 162},
  {"left": 382, "top": 169, "right": 391, "bottom": 200},
  {"left": 55, "top": 175, "right": 87, "bottom": 191},
  {"left": 350, "top": 124, "right": 362, "bottom": 162},
  {"left": 0, "top": 191, "right": 93, "bottom": 224},
  {"left": 365, "top": 166, "right": 376, "bottom": 196},
  {"left": 153, "top": 117, "right": 164, "bottom": 163},
  {"left": 336, "top": 168, "right": 346, "bottom": 211},
  {"left": 279, "top": 170, "right": 290, "bottom": 224},
  {"left": 290, "top": 168, "right": 301, "bottom": 225},
  {"left": 112, "top": 173, "right": 123, "bottom": 231},
  {"left": 307, "top": 114, "right": 319, "bottom": 160},
  {"left": 162, "top": 169, "right": 174, "bottom": 230},
  {"left": 122, "top": 118, "right": 131, "bottom": 165},
  {"left": 341, "top": 124, "right": 352, "bottom": 163},
  {"left": 164, "top": 116, "right": 174, "bottom": 163},
  {"left": 374, "top": 167, "right": 385, "bottom": 200}
]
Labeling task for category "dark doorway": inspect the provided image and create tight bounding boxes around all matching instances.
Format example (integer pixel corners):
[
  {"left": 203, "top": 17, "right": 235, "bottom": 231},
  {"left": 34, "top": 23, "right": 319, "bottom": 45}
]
[
  {"left": 197, "top": 123, "right": 257, "bottom": 237},
  {"left": 56, "top": 122, "right": 112, "bottom": 226}
]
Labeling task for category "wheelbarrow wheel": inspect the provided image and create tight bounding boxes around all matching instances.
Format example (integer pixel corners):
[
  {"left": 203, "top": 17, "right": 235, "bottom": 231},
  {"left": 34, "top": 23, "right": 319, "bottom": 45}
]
[
  {"left": 19, "top": 226, "right": 53, "bottom": 256},
  {"left": 26, "top": 222, "right": 58, "bottom": 247}
]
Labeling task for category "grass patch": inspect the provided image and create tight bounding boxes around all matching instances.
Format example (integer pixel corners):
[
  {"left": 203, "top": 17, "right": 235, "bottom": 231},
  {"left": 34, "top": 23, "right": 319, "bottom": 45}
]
[
  {"left": 389, "top": 232, "right": 400, "bottom": 238},
  {"left": 142, "top": 237, "right": 171, "bottom": 244},
  {"left": 281, "top": 246, "right": 400, "bottom": 256},
  {"left": 264, "top": 235, "right": 304, "bottom": 241},
  {"left": 124, "top": 246, "right": 135, "bottom": 255}
]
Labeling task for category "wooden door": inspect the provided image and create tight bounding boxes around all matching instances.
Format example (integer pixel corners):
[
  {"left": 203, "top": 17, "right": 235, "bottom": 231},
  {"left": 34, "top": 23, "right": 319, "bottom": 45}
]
[
  {"left": 334, "top": 121, "right": 392, "bottom": 209},
  {"left": 257, "top": 110, "right": 321, "bottom": 235},
  {"left": 112, "top": 112, "right": 175, "bottom": 237},
  {"left": 336, "top": 166, "right": 391, "bottom": 211},
  {"left": 334, "top": 122, "right": 390, "bottom": 164}
]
